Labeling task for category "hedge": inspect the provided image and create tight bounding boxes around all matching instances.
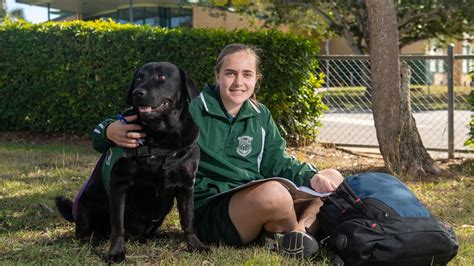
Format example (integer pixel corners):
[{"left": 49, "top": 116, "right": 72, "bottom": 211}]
[
  {"left": 467, "top": 82, "right": 474, "bottom": 147},
  {"left": 0, "top": 19, "right": 326, "bottom": 143}
]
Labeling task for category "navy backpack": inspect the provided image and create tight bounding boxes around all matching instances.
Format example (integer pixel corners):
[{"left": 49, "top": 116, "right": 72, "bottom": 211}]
[{"left": 316, "top": 172, "right": 458, "bottom": 266}]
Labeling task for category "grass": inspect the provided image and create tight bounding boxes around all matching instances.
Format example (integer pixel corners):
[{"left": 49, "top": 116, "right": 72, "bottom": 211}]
[
  {"left": 0, "top": 134, "right": 473, "bottom": 265},
  {"left": 322, "top": 85, "right": 471, "bottom": 111}
]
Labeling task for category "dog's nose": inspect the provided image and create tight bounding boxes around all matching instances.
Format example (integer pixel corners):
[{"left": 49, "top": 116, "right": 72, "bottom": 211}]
[{"left": 133, "top": 89, "right": 146, "bottom": 98}]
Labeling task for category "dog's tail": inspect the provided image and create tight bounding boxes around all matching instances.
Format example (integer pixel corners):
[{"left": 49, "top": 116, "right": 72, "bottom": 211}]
[{"left": 55, "top": 196, "right": 75, "bottom": 222}]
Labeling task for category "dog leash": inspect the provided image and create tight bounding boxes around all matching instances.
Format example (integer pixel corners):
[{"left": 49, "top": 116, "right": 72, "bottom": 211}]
[{"left": 116, "top": 113, "right": 129, "bottom": 125}]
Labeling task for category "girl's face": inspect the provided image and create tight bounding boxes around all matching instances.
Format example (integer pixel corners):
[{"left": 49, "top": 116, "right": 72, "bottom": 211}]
[{"left": 215, "top": 51, "right": 259, "bottom": 116}]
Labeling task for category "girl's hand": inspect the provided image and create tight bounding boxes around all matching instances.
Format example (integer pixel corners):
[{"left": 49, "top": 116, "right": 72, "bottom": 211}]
[
  {"left": 106, "top": 115, "right": 146, "bottom": 148},
  {"left": 310, "top": 169, "right": 344, "bottom": 193}
]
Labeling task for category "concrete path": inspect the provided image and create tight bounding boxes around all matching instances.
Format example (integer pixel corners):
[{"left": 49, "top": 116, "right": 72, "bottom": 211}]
[{"left": 317, "top": 110, "right": 472, "bottom": 153}]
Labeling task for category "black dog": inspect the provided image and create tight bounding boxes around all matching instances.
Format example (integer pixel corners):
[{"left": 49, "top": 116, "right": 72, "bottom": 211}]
[{"left": 55, "top": 62, "right": 208, "bottom": 262}]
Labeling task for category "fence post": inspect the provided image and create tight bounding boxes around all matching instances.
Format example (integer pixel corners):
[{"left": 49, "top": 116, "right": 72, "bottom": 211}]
[
  {"left": 447, "top": 44, "right": 454, "bottom": 159},
  {"left": 325, "top": 40, "right": 330, "bottom": 89},
  {"left": 47, "top": 3, "right": 51, "bottom": 21},
  {"left": 129, "top": 0, "right": 134, "bottom": 22}
]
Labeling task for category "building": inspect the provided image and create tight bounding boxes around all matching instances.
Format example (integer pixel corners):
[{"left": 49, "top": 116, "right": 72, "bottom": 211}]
[
  {"left": 324, "top": 36, "right": 473, "bottom": 86},
  {"left": 14, "top": 0, "right": 474, "bottom": 86},
  {"left": 15, "top": 0, "right": 259, "bottom": 30}
]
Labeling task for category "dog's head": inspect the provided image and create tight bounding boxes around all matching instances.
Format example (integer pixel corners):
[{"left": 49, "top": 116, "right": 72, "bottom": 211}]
[{"left": 126, "top": 62, "right": 199, "bottom": 133}]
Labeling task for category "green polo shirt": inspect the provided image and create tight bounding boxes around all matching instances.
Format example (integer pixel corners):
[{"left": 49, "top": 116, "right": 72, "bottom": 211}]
[{"left": 189, "top": 85, "right": 317, "bottom": 208}]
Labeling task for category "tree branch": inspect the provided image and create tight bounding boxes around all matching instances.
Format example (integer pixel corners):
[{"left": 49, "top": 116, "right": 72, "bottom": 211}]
[
  {"left": 312, "top": 5, "right": 339, "bottom": 27},
  {"left": 328, "top": 2, "right": 364, "bottom": 54},
  {"left": 397, "top": 9, "right": 439, "bottom": 29}
]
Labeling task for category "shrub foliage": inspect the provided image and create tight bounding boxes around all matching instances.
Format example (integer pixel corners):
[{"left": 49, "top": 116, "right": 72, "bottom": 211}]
[
  {"left": 0, "top": 19, "right": 326, "bottom": 143},
  {"left": 467, "top": 86, "right": 474, "bottom": 146}
]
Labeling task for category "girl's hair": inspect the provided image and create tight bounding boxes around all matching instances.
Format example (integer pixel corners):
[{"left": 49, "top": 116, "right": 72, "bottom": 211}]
[{"left": 214, "top": 43, "right": 262, "bottom": 104}]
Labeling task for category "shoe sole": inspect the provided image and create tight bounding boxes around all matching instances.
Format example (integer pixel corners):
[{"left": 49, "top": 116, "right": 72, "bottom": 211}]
[{"left": 281, "top": 231, "right": 319, "bottom": 259}]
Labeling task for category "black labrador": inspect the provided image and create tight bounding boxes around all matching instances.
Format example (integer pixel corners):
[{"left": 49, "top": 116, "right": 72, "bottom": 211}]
[{"left": 55, "top": 62, "right": 208, "bottom": 262}]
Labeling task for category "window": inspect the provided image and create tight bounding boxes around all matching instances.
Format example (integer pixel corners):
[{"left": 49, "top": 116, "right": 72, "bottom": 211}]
[
  {"left": 86, "top": 6, "right": 192, "bottom": 28},
  {"left": 437, "top": 59, "right": 444, "bottom": 73},
  {"left": 159, "top": 7, "right": 192, "bottom": 28}
]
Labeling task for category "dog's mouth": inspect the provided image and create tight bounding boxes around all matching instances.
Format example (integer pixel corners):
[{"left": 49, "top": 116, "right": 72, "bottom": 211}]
[{"left": 137, "top": 100, "right": 170, "bottom": 114}]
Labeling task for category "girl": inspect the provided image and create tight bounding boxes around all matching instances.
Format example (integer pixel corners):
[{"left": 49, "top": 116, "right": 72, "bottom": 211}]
[{"left": 92, "top": 43, "right": 343, "bottom": 259}]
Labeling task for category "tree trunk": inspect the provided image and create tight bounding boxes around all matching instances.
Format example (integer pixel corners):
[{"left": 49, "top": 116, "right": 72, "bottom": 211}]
[
  {"left": 399, "top": 62, "right": 441, "bottom": 176},
  {"left": 367, "top": 0, "right": 401, "bottom": 174},
  {"left": 367, "top": 0, "right": 440, "bottom": 177}
]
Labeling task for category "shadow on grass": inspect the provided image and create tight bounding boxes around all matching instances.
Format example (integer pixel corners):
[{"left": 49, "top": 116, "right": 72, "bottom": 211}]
[
  {"left": 1, "top": 203, "right": 190, "bottom": 262},
  {"left": 449, "top": 159, "right": 474, "bottom": 176},
  {"left": 0, "top": 173, "right": 86, "bottom": 233}
]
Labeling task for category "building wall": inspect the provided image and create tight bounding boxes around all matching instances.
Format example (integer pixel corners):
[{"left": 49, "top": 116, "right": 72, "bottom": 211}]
[
  {"left": 59, "top": 13, "right": 82, "bottom": 21},
  {"left": 55, "top": 6, "right": 260, "bottom": 30},
  {"left": 401, "top": 41, "right": 426, "bottom": 54},
  {"left": 321, "top": 37, "right": 427, "bottom": 55},
  {"left": 322, "top": 38, "right": 355, "bottom": 55},
  {"left": 427, "top": 40, "right": 471, "bottom": 85}
]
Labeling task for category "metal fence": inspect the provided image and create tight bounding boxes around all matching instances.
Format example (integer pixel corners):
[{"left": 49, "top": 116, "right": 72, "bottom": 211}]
[{"left": 316, "top": 48, "right": 473, "bottom": 157}]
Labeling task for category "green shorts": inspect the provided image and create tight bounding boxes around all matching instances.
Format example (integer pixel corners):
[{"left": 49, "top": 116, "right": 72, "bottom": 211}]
[{"left": 194, "top": 193, "right": 243, "bottom": 246}]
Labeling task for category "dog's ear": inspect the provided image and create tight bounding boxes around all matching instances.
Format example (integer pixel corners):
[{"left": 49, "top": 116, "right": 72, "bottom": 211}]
[
  {"left": 126, "top": 68, "right": 140, "bottom": 105},
  {"left": 179, "top": 68, "right": 200, "bottom": 102}
]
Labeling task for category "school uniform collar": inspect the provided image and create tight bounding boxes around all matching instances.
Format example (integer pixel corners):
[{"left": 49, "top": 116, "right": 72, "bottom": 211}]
[{"left": 198, "top": 85, "right": 261, "bottom": 122}]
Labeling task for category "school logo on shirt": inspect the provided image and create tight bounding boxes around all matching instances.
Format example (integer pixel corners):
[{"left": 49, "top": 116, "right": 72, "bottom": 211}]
[{"left": 236, "top": 136, "right": 253, "bottom": 157}]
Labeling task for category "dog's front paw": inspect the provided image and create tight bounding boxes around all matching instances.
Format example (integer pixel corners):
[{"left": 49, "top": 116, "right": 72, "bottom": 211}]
[
  {"left": 187, "top": 234, "right": 210, "bottom": 252},
  {"left": 107, "top": 236, "right": 126, "bottom": 263},
  {"left": 106, "top": 250, "right": 125, "bottom": 263}
]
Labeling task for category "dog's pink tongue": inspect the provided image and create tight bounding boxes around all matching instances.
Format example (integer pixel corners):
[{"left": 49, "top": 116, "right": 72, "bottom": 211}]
[{"left": 139, "top": 106, "right": 152, "bottom": 113}]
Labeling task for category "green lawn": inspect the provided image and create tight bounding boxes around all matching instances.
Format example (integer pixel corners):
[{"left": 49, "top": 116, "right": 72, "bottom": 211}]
[{"left": 0, "top": 136, "right": 473, "bottom": 264}]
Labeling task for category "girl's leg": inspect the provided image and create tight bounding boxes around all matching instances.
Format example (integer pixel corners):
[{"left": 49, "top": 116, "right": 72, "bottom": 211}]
[
  {"left": 229, "top": 180, "right": 322, "bottom": 259},
  {"left": 294, "top": 198, "right": 324, "bottom": 235},
  {"left": 229, "top": 180, "right": 315, "bottom": 244}
]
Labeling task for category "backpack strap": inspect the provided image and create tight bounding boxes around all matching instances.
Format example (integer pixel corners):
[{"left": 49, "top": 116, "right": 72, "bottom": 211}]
[{"left": 330, "top": 180, "right": 376, "bottom": 220}]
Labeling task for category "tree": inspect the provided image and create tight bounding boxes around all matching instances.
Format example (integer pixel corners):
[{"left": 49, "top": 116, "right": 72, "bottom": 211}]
[
  {"left": 366, "top": 0, "right": 400, "bottom": 175},
  {"left": 221, "top": 0, "right": 473, "bottom": 54},
  {"left": 367, "top": 0, "right": 439, "bottom": 177}
]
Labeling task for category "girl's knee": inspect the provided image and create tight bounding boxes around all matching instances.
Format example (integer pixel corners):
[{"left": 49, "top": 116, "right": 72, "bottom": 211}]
[
  {"left": 253, "top": 181, "right": 293, "bottom": 213},
  {"left": 230, "top": 180, "right": 295, "bottom": 223}
]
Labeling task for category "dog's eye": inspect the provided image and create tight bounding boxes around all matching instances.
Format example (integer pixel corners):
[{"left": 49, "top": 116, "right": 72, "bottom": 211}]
[
  {"left": 158, "top": 74, "right": 166, "bottom": 81},
  {"left": 135, "top": 76, "right": 142, "bottom": 83}
]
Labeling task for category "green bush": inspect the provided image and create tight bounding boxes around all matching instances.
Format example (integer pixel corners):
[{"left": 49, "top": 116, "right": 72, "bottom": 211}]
[
  {"left": 467, "top": 81, "right": 474, "bottom": 147},
  {"left": 0, "top": 19, "right": 326, "bottom": 143}
]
